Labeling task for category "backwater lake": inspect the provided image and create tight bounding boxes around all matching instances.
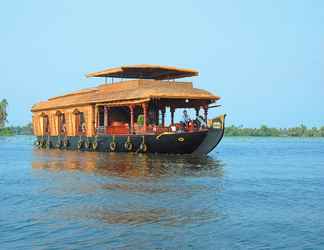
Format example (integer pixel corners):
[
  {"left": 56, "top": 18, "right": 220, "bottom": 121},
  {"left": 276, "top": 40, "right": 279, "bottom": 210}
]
[{"left": 0, "top": 136, "right": 323, "bottom": 249}]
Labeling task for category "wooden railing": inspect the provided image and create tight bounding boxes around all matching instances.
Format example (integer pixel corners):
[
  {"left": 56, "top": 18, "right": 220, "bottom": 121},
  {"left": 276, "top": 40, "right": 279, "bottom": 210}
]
[{"left": 95, "top": 122, "right": 204, "bottom": 136}]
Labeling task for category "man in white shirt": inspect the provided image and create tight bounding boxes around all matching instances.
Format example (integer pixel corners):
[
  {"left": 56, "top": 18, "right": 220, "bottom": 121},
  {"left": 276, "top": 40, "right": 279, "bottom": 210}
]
[{"left": 181, "top": 110, "right": 191, "bottom": 128}]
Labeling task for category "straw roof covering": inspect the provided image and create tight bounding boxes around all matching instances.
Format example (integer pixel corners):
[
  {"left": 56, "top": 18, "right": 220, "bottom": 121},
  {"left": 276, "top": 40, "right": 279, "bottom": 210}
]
[
  {"left": 31, "top": 79, "right": 219, "bottom": 112},
  {"left": 86, "top": 64, "right": 198, "bottom": 80}
]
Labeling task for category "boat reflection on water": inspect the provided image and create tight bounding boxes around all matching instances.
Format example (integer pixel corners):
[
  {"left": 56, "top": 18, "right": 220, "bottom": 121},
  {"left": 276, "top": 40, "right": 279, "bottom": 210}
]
[
  {"left": 32, "top": 149, "right": 224, "bottom": 178},
  {"left": 31, "top": 149, "right": 225, "bottom": 231}
]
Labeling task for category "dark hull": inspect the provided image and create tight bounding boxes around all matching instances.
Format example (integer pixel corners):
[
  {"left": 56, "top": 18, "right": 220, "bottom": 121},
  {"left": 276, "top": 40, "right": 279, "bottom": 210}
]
[{"left": 36, "top": 115, "right": 226, "bottom": 155}]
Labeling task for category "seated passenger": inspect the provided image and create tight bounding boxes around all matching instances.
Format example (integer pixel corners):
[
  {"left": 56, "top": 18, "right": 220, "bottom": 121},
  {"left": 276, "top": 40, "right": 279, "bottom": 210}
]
[{"left": 180, "top": 110, "right": 191, "bottom": 128}]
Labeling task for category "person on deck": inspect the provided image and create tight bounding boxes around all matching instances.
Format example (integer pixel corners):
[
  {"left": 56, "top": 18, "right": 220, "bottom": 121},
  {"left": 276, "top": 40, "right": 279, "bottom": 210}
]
[{"left": 180, "top": 110, "right": 191, "bottom": 128}]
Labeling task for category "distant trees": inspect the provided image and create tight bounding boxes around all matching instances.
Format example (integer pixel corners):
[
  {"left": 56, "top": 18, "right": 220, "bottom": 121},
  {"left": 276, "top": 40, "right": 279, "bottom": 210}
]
[
  {"left": 225, "top": 124, "right": 324, "bottom": 137},
  {"left": 0, "top": 99, "right": 33, "bottom": 136},
  {"left": 0, "top": 99, "right": 8, "bottom": 128},
  {"left": 9, "top": 123, "right": 33, "bottom": 135}
]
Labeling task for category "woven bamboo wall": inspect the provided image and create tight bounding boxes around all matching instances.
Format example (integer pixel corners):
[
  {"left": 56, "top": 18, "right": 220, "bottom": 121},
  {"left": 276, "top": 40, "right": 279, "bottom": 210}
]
[{"left": 32, "top": 105, "right": 95, "bottom": 137}]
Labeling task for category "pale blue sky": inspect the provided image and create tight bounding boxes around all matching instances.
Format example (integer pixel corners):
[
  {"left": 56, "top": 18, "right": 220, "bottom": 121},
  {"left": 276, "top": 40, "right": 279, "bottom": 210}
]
[{"left": 0, "top": 0, "right": 323, "bottom": 127}]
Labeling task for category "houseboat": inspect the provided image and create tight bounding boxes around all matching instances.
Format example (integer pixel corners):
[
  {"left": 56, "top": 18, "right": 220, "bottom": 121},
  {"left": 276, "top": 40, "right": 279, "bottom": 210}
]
[{"left": 31, "top": 64, "right": 225, "bottom": 154}]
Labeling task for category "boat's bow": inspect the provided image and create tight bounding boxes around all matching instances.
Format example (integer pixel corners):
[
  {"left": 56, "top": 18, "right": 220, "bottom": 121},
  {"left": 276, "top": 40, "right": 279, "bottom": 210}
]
[{"left": 193, "top": 114, "right": 226, "bottom": 155}]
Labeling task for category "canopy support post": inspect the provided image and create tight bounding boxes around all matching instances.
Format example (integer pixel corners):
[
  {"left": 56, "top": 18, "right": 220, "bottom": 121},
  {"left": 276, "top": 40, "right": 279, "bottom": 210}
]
[
  {"left": 170, "top": 107, "right": 175, "bottom": 126},
  {"left": 161, "top": 107, "right": 166, "bottom": 128},
  {"left": 104, "top": 106, "right": 108, "bottom": 130},
  {"left": 203, "top": 105, "right": 208, "bottom": 123},
  {"left": 142, "top": 103, "right": 148, "bottom": 132},
  {"left": 129, "top": 105, "right": 134, "bottom": 134},
  {"left": 93, "top": 105, "right": 97, "bottom": 135}
]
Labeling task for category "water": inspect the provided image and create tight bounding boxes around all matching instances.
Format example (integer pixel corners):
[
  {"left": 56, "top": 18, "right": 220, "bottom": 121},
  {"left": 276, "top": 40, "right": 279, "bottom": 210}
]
[{"left": 0, "top": 136, "right": 323, "bottom": 249}]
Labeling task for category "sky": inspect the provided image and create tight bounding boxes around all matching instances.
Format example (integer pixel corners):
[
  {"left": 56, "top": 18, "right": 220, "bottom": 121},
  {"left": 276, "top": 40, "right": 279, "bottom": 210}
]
[{"left": 0, "top": 0, "right": 323, "bottom": 127}]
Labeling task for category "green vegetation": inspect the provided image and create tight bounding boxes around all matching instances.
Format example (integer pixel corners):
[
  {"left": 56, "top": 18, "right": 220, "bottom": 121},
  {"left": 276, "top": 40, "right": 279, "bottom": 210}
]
[
  {"left": 0, "top": 127, "right": 14, "bottom": 136},
  {"left": 9, "top": 123, "right": 33, "bottom": 135},
  {"left": 0, "top": 99, "right": 8, "bottom": 129},
  {"left": 0, "top": 123, "right": 33, "bottom": 136},
  {"left": 0, "top": 98, "right": 12, "bottom": 135},
  {"left": 137, "top": 114, "right": 144, "bottom": 126},
  {"left": 0, "top": 99, "right": 33, "bottom": 136},
  {"left": 225, "top": 124, "right": 324, "bottom": 137}
]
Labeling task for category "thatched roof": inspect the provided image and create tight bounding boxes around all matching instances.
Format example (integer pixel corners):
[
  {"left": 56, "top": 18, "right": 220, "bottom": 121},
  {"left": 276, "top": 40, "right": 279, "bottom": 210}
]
[
  {"left": 31, "top": 79, "right": 219, "bottom": 112},
  {"left": 86, "top": 64, "right": 198, "bottom": 80}
]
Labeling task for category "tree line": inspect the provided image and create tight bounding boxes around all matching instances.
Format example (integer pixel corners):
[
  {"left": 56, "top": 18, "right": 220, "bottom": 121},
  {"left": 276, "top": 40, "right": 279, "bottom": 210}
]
[
  {"left": 0, "top": 99, "right": 8, "bottom": 129},
  {"left": 0, "top": 99, "right": 33, "bottom": 135},
  {"left": 225, "top": 124, "right": 324, "bottom": 137}
]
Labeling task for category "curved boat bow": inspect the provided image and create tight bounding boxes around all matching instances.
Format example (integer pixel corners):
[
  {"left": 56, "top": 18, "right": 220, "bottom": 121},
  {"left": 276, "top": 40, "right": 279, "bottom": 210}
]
[{"left": 193, "top": 114, "right": 226, "bottom": 155}]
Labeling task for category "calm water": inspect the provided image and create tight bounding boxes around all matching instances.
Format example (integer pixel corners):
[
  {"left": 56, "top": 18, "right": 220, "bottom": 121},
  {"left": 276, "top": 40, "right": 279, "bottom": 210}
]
[{"left": 0, "top": 136, "right": 323, "bottom": 249}]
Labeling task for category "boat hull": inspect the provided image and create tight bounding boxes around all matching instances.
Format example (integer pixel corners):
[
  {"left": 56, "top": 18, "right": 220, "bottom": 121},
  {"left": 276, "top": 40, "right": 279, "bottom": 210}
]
[{"left": 35, "top": 115, "right": 226, "bottom": 155}]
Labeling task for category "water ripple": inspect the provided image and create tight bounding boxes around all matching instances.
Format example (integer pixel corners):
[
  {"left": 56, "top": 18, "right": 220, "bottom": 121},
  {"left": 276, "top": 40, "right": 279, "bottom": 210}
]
[{"left": 1, "top": 136, "right": 324, "bottom": 249}]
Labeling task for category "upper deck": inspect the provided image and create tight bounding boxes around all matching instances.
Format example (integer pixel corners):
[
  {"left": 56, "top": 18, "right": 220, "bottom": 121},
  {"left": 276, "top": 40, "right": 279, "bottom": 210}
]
[
  {"left": 31, "top": 65, "right": 219, "bottom": 112},
  {"left": 86, "top": 64, "right": 199, "bottom": 80}
]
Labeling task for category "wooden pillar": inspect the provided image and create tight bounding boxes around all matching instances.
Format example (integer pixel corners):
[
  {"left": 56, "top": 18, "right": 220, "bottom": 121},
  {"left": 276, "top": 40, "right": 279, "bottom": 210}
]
[
  {"left": 142, "top": 103, "right": 148, "bottom": 132},
  {"left": 93, "top": 106, "right": 97, "bottom": 135},
  {"left": 104, "top": 106, "right": 108, "bottom": 128},
  {"left": 155, "top": 109, "right": 159, "bottom": 125},
  {"left": 203, "top": 105, "right": 208, "bottom": 123},
  {"left": 92, "top": 105, "right": 96, "bottom": 136},
  {"left": 161, "top": 107, "right": 166, "bottom": 127},
  {"left": 129, "top": 105, "right": 134, "bottom": 134},
  {"left": 58, "top": 113, "right": 63, "bottom": 135},
  {"left": 95, "top": 106, "right": 98, "bottom": 129},
  {"left": 170, "top": 107, "right": 175, "bottom": 126}
]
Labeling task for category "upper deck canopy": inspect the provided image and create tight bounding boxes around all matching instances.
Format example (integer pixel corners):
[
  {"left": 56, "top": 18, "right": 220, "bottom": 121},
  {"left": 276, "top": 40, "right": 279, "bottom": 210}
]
[
  {"left": 86, "top": 64, "right": 199, "bottom": 80},
  {"left": 31, "top": 79, "right": 219, "bottom": 112}
]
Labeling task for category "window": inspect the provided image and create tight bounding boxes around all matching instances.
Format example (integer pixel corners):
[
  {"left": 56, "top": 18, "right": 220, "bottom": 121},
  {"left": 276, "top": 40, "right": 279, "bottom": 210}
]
[
  {"left": 75, "top": 111, "right": 86, "bottom": 134},
  {"left": 80, "top": 112, "right": 85, "bottom": 131},
  {"left": 58, "top": 113, "right": 66, "bottom": 133},
  {"left": 99, "top": 107, "right": 105, "bottom": 127},
  {"left": 43, "top": 115, "right": 49, "bottom": 134}
]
